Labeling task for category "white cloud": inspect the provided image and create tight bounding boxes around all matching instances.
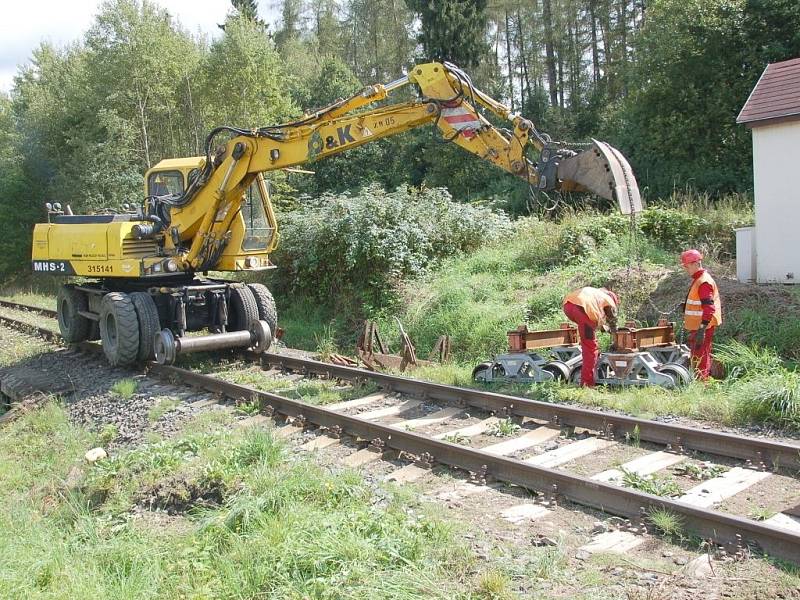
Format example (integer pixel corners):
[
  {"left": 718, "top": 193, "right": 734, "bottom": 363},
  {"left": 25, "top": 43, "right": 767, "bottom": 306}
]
[{"left": 0, "top": 0, "right": 278, "bottom": 93}]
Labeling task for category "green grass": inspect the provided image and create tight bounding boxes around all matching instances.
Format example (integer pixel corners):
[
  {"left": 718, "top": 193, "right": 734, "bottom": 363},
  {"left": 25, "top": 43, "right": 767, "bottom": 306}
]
[
  {"left": 0, "top": 403, "right": 502, "bottom": 599},
  {"left": 486, "top": 418, "right": 521, "bottom": 437},
  {"left": 673, "top": 462, "right": 728, "bottom": 481},
  {"left": 648, "top": 508, "right": 685, "bottom": 539},
  {"left": 750, "top": 507, "right": 777, "bottom": 521},
  {"left": 621, "top": 469, "right": 682, "bottom": 497},
  {"left": 111, "top": 378, "right": 138, "bottom": 399}
]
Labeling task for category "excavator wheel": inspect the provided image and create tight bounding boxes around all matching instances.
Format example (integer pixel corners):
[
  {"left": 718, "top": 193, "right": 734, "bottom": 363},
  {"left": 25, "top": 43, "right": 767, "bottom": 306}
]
[
  {"left": 228, "top": 285, "right": 259, "bottom": 332},
  {"left": 57, "top": 285, "right": 90, "bottom": 343},
  {"left": 246, "top": 283, "right": 278, "bottom": 336},
  {"left": 131, "top": 292, "right": 160, "bottom": 362},
  {"left": 99, "top": 292, "right": 140, "bottom": 366}
]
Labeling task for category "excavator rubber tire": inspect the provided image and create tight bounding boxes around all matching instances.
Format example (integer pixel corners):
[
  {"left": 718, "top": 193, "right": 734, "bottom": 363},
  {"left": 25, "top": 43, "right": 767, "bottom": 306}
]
[
  {"left": 228, "top": 285, "right": 259, "bottom": 332},
  {"left": 57, "top": 285, "right": 90, "bottom": 343},
  {"left": 131, "top": 292, "right": 160, "bottom": 362},
  {"left": 246, "top": 283, "right": 278, "bottom": 335},
  {"left": 99, "top": 292, "right": 140, "bottom": 366}
]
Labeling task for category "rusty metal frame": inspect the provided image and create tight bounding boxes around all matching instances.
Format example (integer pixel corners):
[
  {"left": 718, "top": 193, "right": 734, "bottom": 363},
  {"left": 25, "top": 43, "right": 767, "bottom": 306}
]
[
  {"left": 614, "top": 319, "right": 677, "bottom": 352},
  {"left": 507, "top": 323, "right": 578, "bottom": 352},
  {"left": 357, "top": 319, "right": 450, "bottom": 372}
]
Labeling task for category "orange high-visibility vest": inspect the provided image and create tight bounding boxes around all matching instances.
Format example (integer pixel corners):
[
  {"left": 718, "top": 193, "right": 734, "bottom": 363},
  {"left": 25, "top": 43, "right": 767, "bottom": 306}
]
[
  {"left": 684, "top": 271, "right": 722, "bottom": 331},
  {"left": 563, "top": 287, "right": 617, "bottom": 325}
]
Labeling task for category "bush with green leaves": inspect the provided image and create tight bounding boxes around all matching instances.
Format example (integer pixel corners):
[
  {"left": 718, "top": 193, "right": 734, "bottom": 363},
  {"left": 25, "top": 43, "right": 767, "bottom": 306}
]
[
  {"left": 271, "top": 184, "right": 511, "bottom": 309},
  {"left": 558, "top": 213, "right": 631, "bottom": 261}
]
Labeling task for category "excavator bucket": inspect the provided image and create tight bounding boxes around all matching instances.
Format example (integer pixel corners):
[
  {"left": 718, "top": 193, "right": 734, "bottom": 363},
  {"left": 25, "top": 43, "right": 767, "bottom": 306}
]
[{"left": 556, "top": 140, "right": 643, "bottom": 215}]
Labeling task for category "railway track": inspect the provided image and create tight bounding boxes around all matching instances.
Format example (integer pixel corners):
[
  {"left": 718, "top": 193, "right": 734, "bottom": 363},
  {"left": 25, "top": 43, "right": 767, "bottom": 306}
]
[{"left": 2, "top": 299, "right": 800, "bottom": 565}]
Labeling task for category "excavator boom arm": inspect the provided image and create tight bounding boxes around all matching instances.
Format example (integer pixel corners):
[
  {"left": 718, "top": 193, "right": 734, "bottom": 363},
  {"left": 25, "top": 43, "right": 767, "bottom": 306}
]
[{"left": 174, "top": 62, "right": 642, "bottom": 271}]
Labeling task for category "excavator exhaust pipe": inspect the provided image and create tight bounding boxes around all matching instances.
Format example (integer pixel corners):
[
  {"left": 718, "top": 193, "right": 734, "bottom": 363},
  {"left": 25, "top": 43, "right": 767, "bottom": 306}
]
[
  {"left": 555, "top": 140, "right": 643, "bottom": 215},
  {"left": 154, "top": 320, "right": 272, "bottom": 365}
]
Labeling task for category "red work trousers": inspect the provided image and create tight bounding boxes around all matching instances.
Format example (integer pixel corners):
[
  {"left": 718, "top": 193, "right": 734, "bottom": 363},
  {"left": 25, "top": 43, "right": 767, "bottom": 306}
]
[
  {"left": 563, "top": 301, "right": 598, "bottom": 387},
  {"left": 687, "top": 327, "right": 715, "bottom": 380}
]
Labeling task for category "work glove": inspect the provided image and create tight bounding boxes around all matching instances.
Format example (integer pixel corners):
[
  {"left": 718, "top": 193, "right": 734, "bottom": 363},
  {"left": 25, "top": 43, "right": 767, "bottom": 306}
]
[{"left": 693, "top": 327, "right": 706, "bottom": 350}]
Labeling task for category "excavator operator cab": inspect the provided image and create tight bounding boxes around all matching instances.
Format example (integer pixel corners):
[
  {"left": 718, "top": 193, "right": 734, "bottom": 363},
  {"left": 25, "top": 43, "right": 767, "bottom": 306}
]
[
  {"left": 147, "top": 171, "right": 184, "bottom": 196},
  {"left": 241, "top": 178, "right": 273, "bottom": 251}
]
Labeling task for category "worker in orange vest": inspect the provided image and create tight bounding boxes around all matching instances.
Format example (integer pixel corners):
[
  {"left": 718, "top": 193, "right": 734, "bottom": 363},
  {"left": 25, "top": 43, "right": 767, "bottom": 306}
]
[
  {"left": 563, "top": 287, "right": 619, "bottom": 387},
  {"left": 681, "top": 249, "right": 722, "bottom": 380}
]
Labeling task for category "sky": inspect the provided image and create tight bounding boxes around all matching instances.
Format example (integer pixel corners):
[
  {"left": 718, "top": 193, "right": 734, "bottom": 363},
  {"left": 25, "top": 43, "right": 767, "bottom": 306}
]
[{"left": 0, "top": 0, "right": 279, "bottom": 94}]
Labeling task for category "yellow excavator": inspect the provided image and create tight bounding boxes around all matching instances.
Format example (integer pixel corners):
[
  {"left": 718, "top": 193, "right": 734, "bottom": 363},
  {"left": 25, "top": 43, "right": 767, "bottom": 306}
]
[{"left": 31, "top": 62, "right": 643, "bottom": 366}]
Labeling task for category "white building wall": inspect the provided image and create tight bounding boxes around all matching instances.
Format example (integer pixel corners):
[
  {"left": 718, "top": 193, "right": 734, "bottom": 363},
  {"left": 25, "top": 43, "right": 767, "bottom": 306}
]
[{"left": 752, "top": 120, "right": 800, "bottom": 283}]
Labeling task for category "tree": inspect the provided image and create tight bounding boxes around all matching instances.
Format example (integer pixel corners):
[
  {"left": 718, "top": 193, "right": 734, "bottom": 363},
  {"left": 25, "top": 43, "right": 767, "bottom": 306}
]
[
  {"left": 607, "top": 0, "right": 800, "bottom": 197},
  {"left": 231, "top": 0, "right": 262, "bottom": 24},
  {"left": 405, "top": 0, "right": 489, "bottom": 67},
  {"left": 202, "top": 16, "right": 297, "bottom": 128},
  {"left": 0, "top": 95, "right": 42, "bottom": 278},
  {"left": 85, "top": 0, "right": 202, "bottom": 167}
]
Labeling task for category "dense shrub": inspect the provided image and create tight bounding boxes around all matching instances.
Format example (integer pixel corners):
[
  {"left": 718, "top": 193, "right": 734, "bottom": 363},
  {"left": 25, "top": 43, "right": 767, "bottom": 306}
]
[
  {"left": 270, "top": 184, "right": 511, "bottom": 310},
  {"left": 557, "top": 203, "right": 752, "bottom": 262},
  {"left": 557, "top": 212, "right": 628, "bottom": 260},
  {"left": 638, "top": 198, "right": 752, "bottom": 255}
]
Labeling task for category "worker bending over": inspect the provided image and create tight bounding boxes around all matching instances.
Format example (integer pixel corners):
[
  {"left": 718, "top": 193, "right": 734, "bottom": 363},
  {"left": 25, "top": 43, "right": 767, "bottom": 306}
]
[
  {"left": 563, "top": 287, "right": 619, "bottom": 387},
  {"left": 681, "top": 249, "right": 722, "bottom": 380}
]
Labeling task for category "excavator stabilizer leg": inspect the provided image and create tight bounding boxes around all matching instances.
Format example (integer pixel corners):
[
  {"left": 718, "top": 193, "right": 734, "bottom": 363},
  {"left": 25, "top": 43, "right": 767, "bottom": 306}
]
[{"left": 556, "top": 140, "right": 643, "bottom": 215}]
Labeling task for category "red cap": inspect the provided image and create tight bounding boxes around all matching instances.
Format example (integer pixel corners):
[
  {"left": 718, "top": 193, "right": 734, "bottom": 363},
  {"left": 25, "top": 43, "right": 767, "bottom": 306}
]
[{"left": 681, "top": 249, "right": 703, "bottom": 265}]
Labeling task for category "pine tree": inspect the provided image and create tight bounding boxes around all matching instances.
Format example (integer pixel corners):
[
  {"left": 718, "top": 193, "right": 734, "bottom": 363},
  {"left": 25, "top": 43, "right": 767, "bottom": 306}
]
[
  {"left": 231, "top": 0, "right": 263, "bottom": 25},
  {"left": 405, "top": 0, "right": 489, "bottom": 67}
]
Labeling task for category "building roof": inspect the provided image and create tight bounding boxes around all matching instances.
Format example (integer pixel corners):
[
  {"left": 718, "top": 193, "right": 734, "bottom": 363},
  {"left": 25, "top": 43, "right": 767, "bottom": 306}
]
[{"left": 737, "top": 57, "right": 800, "bottom": 127}]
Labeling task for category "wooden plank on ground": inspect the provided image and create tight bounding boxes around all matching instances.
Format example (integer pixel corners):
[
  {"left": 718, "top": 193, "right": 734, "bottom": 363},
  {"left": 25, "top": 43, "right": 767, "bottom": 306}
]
[
  {"left": 188, "top": 398, "right": 217, "bottom": 408},
  {"left": 434, "top": 482, "right": 500, "bottom": 502},
  {"left": 300, "top": 435, "right": 341, "bottom": 451},
  {"left": 235, "top": 414, "right": 271, "bottom": 428},
  {"left": 481, "top": 426, "right": 561, "bottom": 456},
  {"left": 392, "top": 407, "right": 462, "bottom": 430},
  {"left": 342, "top": 448, "right": 383, "bottom": 468},
  {"left": 500, "top": 503, "right": 551, "bottom": 524},
  {"left": 579, "top": 531, "right": 644, "bottom": 555},
  {"left": 275, "top": 423, "right": 304, "bottom": 439},
  {"left": 765, "top": 513, "right": 800, "bottom": 535},
  {"left": 357, "top": 399, "right": 421, "bottom": 421},
  {"left": 326, "top": 392, "right": 387, "bottom": 412},
  {"left": 385, "top": 464, "right": 430, "bottom": 483},
  {"left": 592, "top": 451, "right": 687, "bottom": 483},
  {"left": 679, "top": 467, "right": 771, "bottom": 508},
  {"left": 433, "top": 417, "right": 500, "bottom": 440},
  {"left": 525, "top": 437, "right": 615, "bottom": 469}
]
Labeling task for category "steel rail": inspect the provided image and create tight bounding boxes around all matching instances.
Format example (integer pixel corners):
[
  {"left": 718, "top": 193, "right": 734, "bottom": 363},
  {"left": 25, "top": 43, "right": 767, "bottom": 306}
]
[
  {"left": 0, "top": 314, "right": 62, "bottom": 343},
  {"left": 2, "top": 312, "right": 799, "bottom": 564},
  {"left": 3, "top": 299, "right": 798, "bottom": 470},
  {"left": 262, "top": 353, "right": 800, "bottom": 470},
  {"left": 0, "top": 300, "right": 56, "bottom": 318},
  {"left": 151, "top": 362, "right": 800, "bottom": 564}
]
